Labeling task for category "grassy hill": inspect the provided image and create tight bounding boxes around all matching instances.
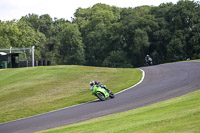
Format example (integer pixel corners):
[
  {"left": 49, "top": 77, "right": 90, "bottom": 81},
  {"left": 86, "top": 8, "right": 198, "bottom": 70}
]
[{"left": 0, "top": 65, "right": 142, "bottom": 123}]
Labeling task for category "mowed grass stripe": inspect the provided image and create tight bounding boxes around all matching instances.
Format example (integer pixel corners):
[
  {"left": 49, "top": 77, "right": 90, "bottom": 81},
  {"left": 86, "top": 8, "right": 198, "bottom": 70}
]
[{"left": 0, "top": 65, "right": 142, "bottom": 123}]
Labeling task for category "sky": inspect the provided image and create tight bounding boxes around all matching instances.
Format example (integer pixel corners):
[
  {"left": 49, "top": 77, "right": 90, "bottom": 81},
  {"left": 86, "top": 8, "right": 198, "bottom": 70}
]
[{"left": 0, "top": 0, "right": 182, "bottom": 21}]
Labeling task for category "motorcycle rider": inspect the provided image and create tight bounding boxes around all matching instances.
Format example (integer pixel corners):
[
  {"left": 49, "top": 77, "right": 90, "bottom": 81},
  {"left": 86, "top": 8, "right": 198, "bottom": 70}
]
[
  {"left": 145, "top": 55, "right": 153, "bottom": 66},
  {"left": 90, "top": 80, "right": 111, "bottom": 93}
]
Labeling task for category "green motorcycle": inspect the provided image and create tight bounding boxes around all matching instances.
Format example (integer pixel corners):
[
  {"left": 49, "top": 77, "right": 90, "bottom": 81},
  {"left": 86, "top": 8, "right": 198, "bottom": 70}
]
[{"left": 91, "top": 85, "right": 115, "bottom": 101}]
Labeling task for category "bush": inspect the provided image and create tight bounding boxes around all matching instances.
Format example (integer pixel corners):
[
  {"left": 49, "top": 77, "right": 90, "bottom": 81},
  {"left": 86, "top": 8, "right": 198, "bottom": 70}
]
[{"left": 103, "top": 50, "right": 133, "bottom": 68}]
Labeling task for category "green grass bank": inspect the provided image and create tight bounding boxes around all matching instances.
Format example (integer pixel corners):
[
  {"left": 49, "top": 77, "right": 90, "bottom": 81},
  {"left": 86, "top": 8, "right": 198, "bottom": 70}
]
[
  {"left": 38, "top": 90, "right": 200, "bottom": 133},
  {"left": 0, "top": 65, "right": 142, "bottom": 123}
]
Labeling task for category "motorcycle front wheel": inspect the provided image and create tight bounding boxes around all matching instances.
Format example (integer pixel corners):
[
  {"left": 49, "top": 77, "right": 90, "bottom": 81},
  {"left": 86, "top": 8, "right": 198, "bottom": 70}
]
[{"left": 96, "top": 92, "right": 106, "bottom": 101}]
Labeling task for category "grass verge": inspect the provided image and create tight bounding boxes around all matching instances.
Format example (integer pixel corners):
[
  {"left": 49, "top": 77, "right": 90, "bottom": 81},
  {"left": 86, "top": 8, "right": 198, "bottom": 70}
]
[
  {"left": 0, "top": 65, "right": 142, "bottom": 123},
  {"left": 192, "top": 59, "right": 200, "bottom": 61},
  {"left": 37, "top": 90, "right": 200, "bottom": 133}
]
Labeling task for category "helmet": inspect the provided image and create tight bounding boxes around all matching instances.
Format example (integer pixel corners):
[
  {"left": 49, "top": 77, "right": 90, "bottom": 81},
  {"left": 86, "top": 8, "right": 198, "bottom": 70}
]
[{"left": 90, "top": 80, "right": 95, "bottom": 86}]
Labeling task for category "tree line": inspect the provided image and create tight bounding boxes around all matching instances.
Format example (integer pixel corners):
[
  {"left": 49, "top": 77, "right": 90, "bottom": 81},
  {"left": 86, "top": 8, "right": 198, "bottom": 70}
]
[{"left": 0, "top": 0, "right": 200, "bottom": 67}]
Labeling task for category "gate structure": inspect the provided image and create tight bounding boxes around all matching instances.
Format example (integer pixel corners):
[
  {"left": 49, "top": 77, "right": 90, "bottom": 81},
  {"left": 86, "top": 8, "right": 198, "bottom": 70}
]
[{"left": 0, "top": 46, "right": 35, "bottom": 68}]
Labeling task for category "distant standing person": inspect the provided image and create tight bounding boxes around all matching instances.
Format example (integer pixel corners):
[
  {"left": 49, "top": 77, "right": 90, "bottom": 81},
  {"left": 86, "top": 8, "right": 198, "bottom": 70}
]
[{"left": 145, "top": 55, "right": 153, "bottom": 66}]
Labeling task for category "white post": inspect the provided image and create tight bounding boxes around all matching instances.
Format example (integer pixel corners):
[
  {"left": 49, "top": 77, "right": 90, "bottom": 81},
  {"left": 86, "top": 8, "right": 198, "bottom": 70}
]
[
  {"left": 10, "top": 47, "right": 12, "bottom": 53},
  {"left": 32, "top": 46, "right": 35, "bottom": 67}
]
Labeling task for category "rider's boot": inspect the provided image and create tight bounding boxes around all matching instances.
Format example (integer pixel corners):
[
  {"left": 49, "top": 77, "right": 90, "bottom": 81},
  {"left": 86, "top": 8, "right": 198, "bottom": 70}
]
[{"left": 104, "top": 87, "right": 111, "bottom": 93}]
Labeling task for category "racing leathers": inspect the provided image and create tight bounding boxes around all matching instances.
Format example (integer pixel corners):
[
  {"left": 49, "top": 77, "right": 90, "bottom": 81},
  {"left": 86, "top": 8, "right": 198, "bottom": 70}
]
[{"left": 90, "top": 81, "right": 111, "bottom": 93}]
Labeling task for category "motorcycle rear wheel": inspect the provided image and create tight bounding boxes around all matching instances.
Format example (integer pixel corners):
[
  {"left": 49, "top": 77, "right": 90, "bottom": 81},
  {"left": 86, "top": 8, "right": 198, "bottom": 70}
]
[{"left": 109, "top": 92, "right": 115, "bottom": 98}]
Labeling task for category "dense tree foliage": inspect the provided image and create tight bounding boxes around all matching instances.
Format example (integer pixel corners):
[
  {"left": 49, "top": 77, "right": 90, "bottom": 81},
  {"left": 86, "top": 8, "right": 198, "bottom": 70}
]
[{"left": 0, "top": 0, "right": 200, "bottom": 67}]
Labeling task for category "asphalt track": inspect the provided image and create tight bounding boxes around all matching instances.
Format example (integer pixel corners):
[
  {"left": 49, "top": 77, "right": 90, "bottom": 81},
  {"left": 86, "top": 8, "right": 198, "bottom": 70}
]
[{"left": 0, "top": 61, "right": 200, "bottom": 133}]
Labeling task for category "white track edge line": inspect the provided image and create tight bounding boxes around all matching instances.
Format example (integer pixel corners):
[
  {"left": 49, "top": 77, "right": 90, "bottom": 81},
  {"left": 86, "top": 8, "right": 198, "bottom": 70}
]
[
  {"left": 116, "top": 68, "right": 145, "bottom": 95},
  {"left": 0, "top": 68, "right": 145, "bottom": 125}
]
